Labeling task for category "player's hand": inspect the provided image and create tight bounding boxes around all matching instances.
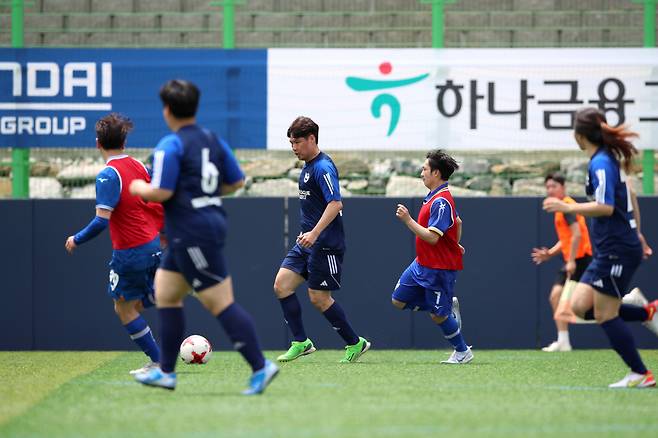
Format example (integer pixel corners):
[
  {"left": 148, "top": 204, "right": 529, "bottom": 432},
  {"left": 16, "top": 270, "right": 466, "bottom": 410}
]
[
  {"left": 542, "top": 197, "right": 569, "bottom": 213},
  {"left": 531, "top": 247, "right": 550, "bottom": 264},
  {"left": 297, "top": 230, "right": 318, "bottom": 248},
  {"left": 458, "top": 244, "right": 466, "bottom": 255},
  {"left": 565, "top": 260, "right": 576, "bottom": 277},
  {"left": 639, "top": 233, "right": 653, "bottom": 259},
  {"left": 65, "top": 236, "right": 77, "bottom": 254},
  {"left": 396, "top": 204, "right": 411, "bottom": 223},
  {"left": 129, "top": 179, "right": 149, "bottom": 196}
]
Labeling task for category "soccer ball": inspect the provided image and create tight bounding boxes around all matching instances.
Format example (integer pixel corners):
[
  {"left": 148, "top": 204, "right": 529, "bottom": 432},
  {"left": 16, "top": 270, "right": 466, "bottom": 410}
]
[{"left": 179, "top": 335, "right": 213, "bottom": 364}]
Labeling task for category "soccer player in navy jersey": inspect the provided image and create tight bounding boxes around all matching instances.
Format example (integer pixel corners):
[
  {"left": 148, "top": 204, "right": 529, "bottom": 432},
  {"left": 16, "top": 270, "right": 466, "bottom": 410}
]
[
  {"left": 393, "top": 149, "right": 473, "bottom": 364},
  {"left": 273, "top": 116, "right": 370, "bottom": 363},
  {"left": 65, "top": 113, "right": 163, "bottom": 374},
  {"left": 544, "top": 107, "right": 656, "bottom": 388},
  {"left": 129, "top": 79, "right": 278, "bottom": 394}
]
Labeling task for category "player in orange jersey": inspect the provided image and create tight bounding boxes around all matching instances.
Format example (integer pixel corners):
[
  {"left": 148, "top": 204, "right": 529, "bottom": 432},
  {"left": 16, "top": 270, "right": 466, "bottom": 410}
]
[{"left": 532, "top": 173, "right": 592, "bottom": 352}]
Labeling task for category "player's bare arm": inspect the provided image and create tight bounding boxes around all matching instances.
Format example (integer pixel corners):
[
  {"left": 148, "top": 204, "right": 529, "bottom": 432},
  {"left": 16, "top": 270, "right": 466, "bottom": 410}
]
[
  {"left": 566, "top": 222, "right": 581, "bottom": 276},
  {"left": 531, "top": 241, "right": 561, "bottom": 265},
  {"left": 395, "top": 203, "right": 440, "bottom": 245},
  {"left": 456, "top": 216, "right": 465, "bottom": 254},
  {"left": 129, "top": 179, "right": 173, "bottom": 203},
  {"left": 542, "top": 197, "right": 613, "bottom": 217},
  {"left": 221, "top": 179, "right": 245, "bottom": 196},
  {"left": 629, "top": 184, "right": 653, "bottom": 258},
  {"left": 297, "top": 200, "right": 342, "bottom": 248}
]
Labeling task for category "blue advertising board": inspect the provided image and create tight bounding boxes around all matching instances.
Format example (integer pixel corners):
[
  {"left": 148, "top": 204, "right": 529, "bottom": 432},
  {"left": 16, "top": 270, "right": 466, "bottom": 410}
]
[{"left": 0, "top": 48, "right": 267, "bottom": 148}]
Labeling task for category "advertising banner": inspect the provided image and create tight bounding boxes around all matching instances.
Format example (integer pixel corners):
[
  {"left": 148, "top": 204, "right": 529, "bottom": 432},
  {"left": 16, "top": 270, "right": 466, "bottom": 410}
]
[
  {"left": 267, "top": 48, "right": 658, "bottom": 150},
  {"left": 0, "top": 48, "right": 267, "bottom": 148}
]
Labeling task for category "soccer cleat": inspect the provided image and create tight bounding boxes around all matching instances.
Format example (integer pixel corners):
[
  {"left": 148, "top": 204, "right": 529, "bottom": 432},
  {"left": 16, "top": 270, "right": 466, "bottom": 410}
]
[
  {"left": 642, "top": 300, "right": 658, "bottom": 337},
  {"left": 541, "top": 341, "right": 572, "bottom": 352},
  {"left": 276, "top": 338, "right": 316, "bottom": 362},
  {"left": 129, "top": 361, "right": 159, "bottom": 375},
  {"left": 340, "top": 337, "right": 371, "bottom": 363},
  {"left": 608, "top": 370, "right": 656, "bottom": 388},
  {"left": 242, "top": 360, "right": 279, "bottom": 395},
  {"left": 441, "top": 346, "right": 474, "bottom": 364},
  {"left": 452, "top": 296, "right": 462, "bottom": 330},
  {"left": 133, "top": 367, "right": 176, "bottom": 390},
  {"left": 622, "top": 287, "right": 649, "bottom": 307}
]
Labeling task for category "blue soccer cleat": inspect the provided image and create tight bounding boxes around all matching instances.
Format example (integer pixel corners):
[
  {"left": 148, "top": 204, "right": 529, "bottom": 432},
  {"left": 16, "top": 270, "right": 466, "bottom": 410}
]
[
  {"left": 242, "top": 360, "right": 279, "bottom": 395},
  {"left": 133, "top": 367, "right": 177, "bottom": 391}
]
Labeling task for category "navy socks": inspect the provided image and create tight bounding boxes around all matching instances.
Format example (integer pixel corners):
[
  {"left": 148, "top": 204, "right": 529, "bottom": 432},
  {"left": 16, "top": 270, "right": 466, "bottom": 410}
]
[{"left": 279, "top": 294, "right": 308, "bottom": 342}]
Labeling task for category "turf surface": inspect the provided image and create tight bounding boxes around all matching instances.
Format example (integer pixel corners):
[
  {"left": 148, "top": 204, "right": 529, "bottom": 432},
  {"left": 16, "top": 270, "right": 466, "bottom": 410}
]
[{"left": 1, "top": 350, "right": 657, "bottom": 437}]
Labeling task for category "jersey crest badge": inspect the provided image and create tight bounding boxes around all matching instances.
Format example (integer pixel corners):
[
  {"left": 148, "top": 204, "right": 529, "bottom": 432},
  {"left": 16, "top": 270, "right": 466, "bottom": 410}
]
[{"left": 304, "top": 172, "right": 310, "bottom": 183}]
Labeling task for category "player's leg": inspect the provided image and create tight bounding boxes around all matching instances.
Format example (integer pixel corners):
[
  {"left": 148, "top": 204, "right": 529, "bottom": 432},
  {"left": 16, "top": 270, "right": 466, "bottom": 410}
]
[
  {"left": 622, "top": 288, "right": 658, "bottom": 336},
  {"left": 107, "top": 265, "right": 161, "bottom": 371},
  {"left": 579, "top": 257, "right": 654, "bottom": 387},
  {"left": 194, "top": 275, "right": 278, "bottom": 394},
  {"left": 274, "top": 246, "right": 316, "bottom": 361},
  {"left": 182, "top": 245, "right": 276, "bottom": 395},
  {"left": 543, "top": 281, "right": 571, "bottom": 352},
  {"left": 420, "top": 271, "right": 471, "bottom": 364},
  {"left": 134, "top": 267, "right": 189, "bottom": 390},
  {"left": 392, "top": 263, "right": 433, "bottom": 312},
  {"left": 307, "top": 250, "right": 370, "bottom": 363},
  {"left": 113, "top": 298, "right": 160, "bottom": 373},
  {"left": 593, "top": 289, "right": 655, "bottom": 388}
]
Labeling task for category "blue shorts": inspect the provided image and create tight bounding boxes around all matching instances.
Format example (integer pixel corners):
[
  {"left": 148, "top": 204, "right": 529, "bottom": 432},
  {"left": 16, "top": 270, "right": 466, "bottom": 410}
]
[
  {"left": 580, "top": 252, "right": 642, "bottom": 298},
  {"left": 392, "top": 260, "right": 457, "bottom": 317},
  {"left": 108, "top": 238, "right": 161, "bottom": 308},
  {"left": 281, "top": 243, "right": 343, "bottom": 291},
  {"left": 161, "top": 244, "right": 228, "bottom": 292}
]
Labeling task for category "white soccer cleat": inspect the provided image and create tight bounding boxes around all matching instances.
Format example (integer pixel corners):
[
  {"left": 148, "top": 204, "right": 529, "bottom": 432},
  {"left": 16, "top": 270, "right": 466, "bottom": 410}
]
[
  {"left": 608, "top": 370, "right": 656, "bottom": 388},
  {"left": 129, "top": 361, "right": 159, "bottom": 375},
  {"left": 622, "top": 287, "right": 648, "bottom": 307},
  {"left": 441, "top": 346, "right": 473, "bottom": 364},
  {"left": 134, "top": 367, "right": 177, "bottom": 390},
  {"left": 541, "top": 341, "right": 572, "bottom": 352},
  {"left": 452, "top": 296, "right": 462, "bottom": 330}
]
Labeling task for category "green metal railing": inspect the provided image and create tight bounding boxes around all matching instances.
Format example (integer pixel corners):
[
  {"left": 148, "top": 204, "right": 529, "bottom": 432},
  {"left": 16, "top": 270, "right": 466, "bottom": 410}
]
[
  {"left": 634, "top": 0, "right": 656, "bottom": 194},
  {"left": 7, "top": 0, "right": 29, "bottom": 198}
]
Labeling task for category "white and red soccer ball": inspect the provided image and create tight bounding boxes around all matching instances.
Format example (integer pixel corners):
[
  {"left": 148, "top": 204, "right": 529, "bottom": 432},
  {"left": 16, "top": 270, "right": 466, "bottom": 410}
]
[{"left": 179, "top": 335, "right": 213, "bottom": 364}]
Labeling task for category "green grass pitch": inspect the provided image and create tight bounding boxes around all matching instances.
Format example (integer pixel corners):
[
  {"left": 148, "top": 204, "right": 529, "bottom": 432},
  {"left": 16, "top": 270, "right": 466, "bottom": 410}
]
[{"left": 1, "top": 350, "right": 657, "bottom": 438}]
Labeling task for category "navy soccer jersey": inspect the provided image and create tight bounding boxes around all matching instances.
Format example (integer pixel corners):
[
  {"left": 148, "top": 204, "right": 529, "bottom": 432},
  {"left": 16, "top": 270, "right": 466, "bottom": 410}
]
[
  {"left": 151, "top": 124, "right": 244, "bottom": 249},
  {"left": 298, "top": 152, "right": 344, "bottom": 251},
  {"left": 585, "top": 148, "right": 641, "bottom": 256},
  {"left": 580, "top": 148, "right": 643, "bottom": 298}
]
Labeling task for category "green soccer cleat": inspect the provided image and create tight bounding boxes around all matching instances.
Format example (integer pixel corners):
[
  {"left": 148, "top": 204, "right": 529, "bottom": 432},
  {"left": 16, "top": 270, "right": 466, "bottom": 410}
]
[
  {"left": 340, "top": 337, "right": 371, "bottom": 363},
  {"left": 276, "top": 339, "right": 316, "bottom": 362}
]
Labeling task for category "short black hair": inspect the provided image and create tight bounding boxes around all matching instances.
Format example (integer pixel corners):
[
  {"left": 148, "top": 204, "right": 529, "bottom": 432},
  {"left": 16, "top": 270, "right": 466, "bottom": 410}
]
[
  {"left": 544, "top": 173, "right": 566, "bottom": 185},
  {"left": 426, "top": 149, "right": 459, "bottom": 180},
  {"left": 287, "top": 116, "right": 319, "bottom": 144},
  {"left": 95, "top": 113, "right": 133, "bottom": 150},
  {"left": 159, "top": 79, "right": 200, "bottom": 118}
]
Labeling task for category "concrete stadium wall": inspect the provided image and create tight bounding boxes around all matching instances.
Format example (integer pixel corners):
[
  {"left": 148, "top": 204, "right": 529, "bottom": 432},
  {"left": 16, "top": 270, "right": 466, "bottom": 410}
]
[
  {"left": 0, "top": 0, "right": 646, "bottom": 48},
  {"left": 2, "top": 197, "right": 658, "bottom": 351}
]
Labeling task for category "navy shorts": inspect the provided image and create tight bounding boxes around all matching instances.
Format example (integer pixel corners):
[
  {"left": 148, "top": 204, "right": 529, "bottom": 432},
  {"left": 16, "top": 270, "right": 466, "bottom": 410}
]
[
  {"left": 554, "top": 255, "right": 592, "bottom": 285},
  {"left": 580, "top": 252, "right": 642, "bottom": 298},
  {"left": 107, "top": 240, "right": 161, "bottom": 308},
  {"left": 392, "top": 261, "right": 456, "bottom": 317},
  {"left": 281, "top": 243, "right": 343, "bottom": 291},
  {"left": 161, "top": 244, "right": 228, "bottom": 292}
]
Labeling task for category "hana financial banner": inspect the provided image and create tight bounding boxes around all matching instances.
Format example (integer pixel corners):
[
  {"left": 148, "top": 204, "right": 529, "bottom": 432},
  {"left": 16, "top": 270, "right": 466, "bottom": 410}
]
[
  {"left": 0, "top": 48, "right": 267, "bottom": 148},
  {"left": 267, "top": 48, "right": 658, "bottom": 150}
]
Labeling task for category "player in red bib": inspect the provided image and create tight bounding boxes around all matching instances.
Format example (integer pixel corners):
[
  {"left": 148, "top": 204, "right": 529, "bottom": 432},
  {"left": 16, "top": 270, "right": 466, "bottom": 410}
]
[
  {"left": 392, "top": 149, "right": 473, "bottom": 364},
  {"left": 65, "top": 113, "right": 164, "bottom": 375}
]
